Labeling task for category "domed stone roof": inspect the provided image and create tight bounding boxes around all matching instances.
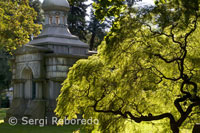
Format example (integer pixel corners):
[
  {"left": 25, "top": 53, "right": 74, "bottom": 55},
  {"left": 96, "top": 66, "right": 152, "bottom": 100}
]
[{"left": 42, "top": 0, "right": 70, "bottom": 12}]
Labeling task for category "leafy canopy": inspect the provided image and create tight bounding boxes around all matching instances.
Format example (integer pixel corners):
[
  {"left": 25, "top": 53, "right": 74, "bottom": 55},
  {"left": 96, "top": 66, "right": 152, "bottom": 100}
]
[
  {"left": 68, "top": 0, "right": 88, "bottom": 41},
  {"left": 56, "top": 0, "right": 200, "bottom": 132},
  {"left": 0, "top": 0, "right": 41, "bottom": 52}
]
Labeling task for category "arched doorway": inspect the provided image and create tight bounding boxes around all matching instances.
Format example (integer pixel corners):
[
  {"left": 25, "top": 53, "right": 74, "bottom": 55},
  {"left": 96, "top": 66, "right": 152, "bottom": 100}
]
[{"left": 22, "top": 67, "right": 36, "bottom": 99}]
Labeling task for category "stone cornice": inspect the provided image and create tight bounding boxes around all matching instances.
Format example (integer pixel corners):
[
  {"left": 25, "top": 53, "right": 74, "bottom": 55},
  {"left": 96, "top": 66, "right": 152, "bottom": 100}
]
[{"left": 45, "top": 53, "right": 88, "bottom": 59}]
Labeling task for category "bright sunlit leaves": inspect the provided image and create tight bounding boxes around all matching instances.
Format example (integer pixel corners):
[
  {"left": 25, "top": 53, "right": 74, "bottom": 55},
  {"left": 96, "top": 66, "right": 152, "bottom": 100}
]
[
  {"left": 0, "top": 0, "right": 42, "bottom": 53},
  {"left": 56, "top": 0, "right": 200, "bottom": 132}
]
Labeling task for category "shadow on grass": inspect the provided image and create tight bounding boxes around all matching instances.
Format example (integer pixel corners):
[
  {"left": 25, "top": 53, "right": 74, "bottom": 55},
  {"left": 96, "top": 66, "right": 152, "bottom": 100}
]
[
  {"left": 0, "top": 108, "right": 85, "bottom": 133},
  {"left": 0, "top": 123, "right": 84, "bottom": 133},
  {"left": 0, "top": 108, "right": 8, "bottom": 121}
]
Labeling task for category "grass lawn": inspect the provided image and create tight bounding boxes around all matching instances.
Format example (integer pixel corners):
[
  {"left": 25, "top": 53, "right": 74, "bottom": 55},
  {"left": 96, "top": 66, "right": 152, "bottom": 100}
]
[
  {"left": 0, "top": 108, "right": 85, "bottom": 133},
  {"left": 0, "top": 108, "right": 8, "bottom": 123},
  {"left": 0, "top": 108, "right": 8, "bottom": 119},
  {"left": 0, "top": 123, "right": 83, "bottom": 133}
]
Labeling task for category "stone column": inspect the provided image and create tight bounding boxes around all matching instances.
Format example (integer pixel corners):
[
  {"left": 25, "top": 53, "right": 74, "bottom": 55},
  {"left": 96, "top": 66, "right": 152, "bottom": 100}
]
[
  {"left": 52, "top": 15, "right": 56, "bottom": 24},
  {"left": 45, "top": 14, "right": 49, "bottom": 24},
  {"left": 60, "top": 12, "right": 65, "bottom": 25},
  {"left": 65, "top": 15, "right": 68, "bottom": 25},
  {"left": 60, "top": 15, "right": 64, "bottom": 25},
  {"left": 13, "top": 84, "right": 18, "bottom": 98},
  {"left": 49, "top": 80, "right": 54, "bottom": 100},
  {"left": 36, "top": 82, "right": 43, "bottom": 99},
  {"left": 19, "top": 82, "right": 24, "bottom": 98},
  {"left": 13, "top": 81, "right": 24, "bottom": 99}
]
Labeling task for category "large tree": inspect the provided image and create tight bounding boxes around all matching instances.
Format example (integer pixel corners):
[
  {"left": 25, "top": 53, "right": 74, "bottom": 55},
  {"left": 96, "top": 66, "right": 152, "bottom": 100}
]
[
  {"left": 56, "top": 0, "right": 200, "bottom": 132},
  {"left": 29, "top": 0, "right": 44, "bottom": 24},
  {"left": 0, "top": 0, "right": 41, "bottom": 52},
  {"left": 0, "top": 51, "right": 11, "bottom": 91},
  {"left": 0, "top": 0, "right": 42, "bottom": 92},
  {"left": 87, "top": 8, "right": 108, "bottom": 51},
  {"left": 68, "top": 0, "right": 88, "bottom": 41}
]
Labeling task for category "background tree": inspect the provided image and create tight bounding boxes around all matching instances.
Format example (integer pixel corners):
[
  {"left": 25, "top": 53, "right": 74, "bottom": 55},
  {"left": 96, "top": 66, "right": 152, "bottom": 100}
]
[
  {"left": 0, "top": 0, "right": 41, "bottom": 52},
  {"left": 56, "top": 0, "right": 200, "bottom": 132},
  {"left": 67, "top": 0, "right": 110, "bottom": 50},
  {"left": 0, "top": 0, "right": 42, "bottom": 94},
  {"left": 86, "top": 0, "right": 141, "bottom": 50},
  {"left": 0, "top": 51, "right": 11, "bottom": 92},
  {"left": 68, "top": 0, "right": 88, "bottom": 41},
  {"left": 29, "top": 0, "right": 44, "bottom": 24},
  {"left": 87, "top": 8, "right": 109, "bottom": 50}
]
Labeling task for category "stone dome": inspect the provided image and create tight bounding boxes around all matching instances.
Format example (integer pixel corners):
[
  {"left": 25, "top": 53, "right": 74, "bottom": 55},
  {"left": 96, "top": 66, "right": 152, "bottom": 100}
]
[{"left": 42, "top": 0, "right": 70, "bottom": 12}]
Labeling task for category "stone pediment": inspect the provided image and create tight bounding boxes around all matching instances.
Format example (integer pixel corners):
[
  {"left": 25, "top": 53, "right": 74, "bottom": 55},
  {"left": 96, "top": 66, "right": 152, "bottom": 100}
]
[{"left": 15, "top": 44, "right": 53, "bottom": 55}]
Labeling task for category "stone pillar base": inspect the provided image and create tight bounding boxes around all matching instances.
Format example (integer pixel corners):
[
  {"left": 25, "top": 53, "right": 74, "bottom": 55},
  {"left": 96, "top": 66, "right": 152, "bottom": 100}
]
[{"left": 5, "top": 99, "right": 46, "bottom": 124}]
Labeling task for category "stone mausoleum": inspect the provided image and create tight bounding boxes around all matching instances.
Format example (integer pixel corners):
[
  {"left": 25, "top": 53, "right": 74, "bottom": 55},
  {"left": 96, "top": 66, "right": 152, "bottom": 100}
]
[{"left": 6, "top": 0, "right": 90, "bottom": 122}]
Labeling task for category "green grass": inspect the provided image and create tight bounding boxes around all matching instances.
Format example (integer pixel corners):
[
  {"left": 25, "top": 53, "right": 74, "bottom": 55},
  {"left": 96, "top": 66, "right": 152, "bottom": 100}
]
[
  {"left": 0, "top": 123, "right": 83, "bottom": 133},
  {"left": 0, "top": 108, "right": 84, "bottom": 133},
  {"left": 0, "top": 108, "right": 8, "bottom": 121}
]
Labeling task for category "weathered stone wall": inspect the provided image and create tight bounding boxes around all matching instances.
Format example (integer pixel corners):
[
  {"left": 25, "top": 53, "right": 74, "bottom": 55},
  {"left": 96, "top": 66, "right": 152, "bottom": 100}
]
[
  {"left": 47, "top": 44, "right": 88, "bottom": 55},
  {"left": 45, "top": 56, "right": 77, "bottom": 78},
  {"left": 14, "top": 53, "right": 44, "bottom": 79}
]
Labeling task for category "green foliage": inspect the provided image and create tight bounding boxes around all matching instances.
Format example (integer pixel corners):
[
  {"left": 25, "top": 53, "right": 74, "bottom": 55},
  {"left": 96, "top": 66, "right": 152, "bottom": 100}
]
[
  {"left": 0, "top": 0, "right": 43, "bottom": 92},
  {"left": 0, "top": 0, "right": 41, "bottom": 52},
  {"left": 56, "top": 0, "right": 200, "bottom": 132},
  {"left": 0, "top": 108, "right": 8, "bottom": 121},
  {"left": 0, "top": 51, "right": 11, "bottom": 90},
  {"left": 29, "top": 0, "right": 44, "bottom": 24},
  {"left": 87, "top": 8, "right": 109, "bottom": 50},
  {"left": 0, "top": 123, "right": 84, "bottom": 133},
  {"left": 93, "top": 0, "right": 142, "bottom": 21},
  {"left": 93, "top": 0, "right": 127, "bottom": 21},
  {"left": 68, "top": 0, "right": 88, "bottom": 41}
]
